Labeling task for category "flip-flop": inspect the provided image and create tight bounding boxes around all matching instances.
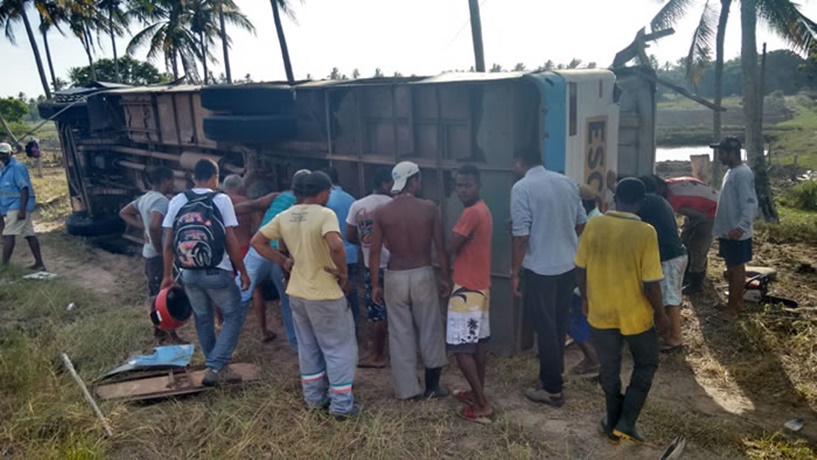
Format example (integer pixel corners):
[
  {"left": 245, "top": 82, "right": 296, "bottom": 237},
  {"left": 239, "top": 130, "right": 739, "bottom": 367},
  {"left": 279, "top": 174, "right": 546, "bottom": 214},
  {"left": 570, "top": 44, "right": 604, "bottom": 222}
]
[
  {"left": 357, "top": 362, "right": 387, "bottom": 369},
  {"left": 454, "top": 390, "right": 475, "bottom": 406},
  {"left": 457, "top": 405, "right": 492, "bottom": 425},
  {"left": 660, "top": 344, "right": 684, "bottom": 354}
]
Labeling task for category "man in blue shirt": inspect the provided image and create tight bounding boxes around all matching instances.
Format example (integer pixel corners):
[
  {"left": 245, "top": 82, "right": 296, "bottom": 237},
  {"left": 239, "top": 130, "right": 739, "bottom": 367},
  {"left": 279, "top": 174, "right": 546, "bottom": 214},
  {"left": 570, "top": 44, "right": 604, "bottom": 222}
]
[
  {"left": 510, "top": 149, "right": 587, "bottom": 408},
  {"left": 322, "top": 167, "right": 361, "bottom": 326},
  {"left": 0, "top": 142, "right": 45, "bottom": 270}
]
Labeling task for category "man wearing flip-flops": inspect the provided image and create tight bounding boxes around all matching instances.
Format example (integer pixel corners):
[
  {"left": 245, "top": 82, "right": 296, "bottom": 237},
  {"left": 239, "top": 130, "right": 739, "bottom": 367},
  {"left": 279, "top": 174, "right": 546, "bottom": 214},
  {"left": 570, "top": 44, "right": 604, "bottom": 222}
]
[{"left": 446, "top": 165, "right": 493, "bottom": 423}]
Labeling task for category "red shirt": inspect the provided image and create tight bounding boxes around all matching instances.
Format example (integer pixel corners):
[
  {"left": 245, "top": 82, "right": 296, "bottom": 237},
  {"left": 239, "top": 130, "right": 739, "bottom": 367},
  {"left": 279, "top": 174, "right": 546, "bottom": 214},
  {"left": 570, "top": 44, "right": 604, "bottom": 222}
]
[
  {"left": 452, "top": 200, "right": 493, "bottom": 290},
  {"left": 665, "top": 177, "right": 719, "bottom": 220}
]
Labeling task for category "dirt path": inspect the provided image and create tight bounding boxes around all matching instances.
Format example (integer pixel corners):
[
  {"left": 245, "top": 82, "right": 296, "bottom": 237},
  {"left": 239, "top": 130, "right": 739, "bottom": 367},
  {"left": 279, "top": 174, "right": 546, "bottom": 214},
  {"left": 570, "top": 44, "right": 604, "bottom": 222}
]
[{"left": 14, "top": 221, "right": 816, "bottom": 458}]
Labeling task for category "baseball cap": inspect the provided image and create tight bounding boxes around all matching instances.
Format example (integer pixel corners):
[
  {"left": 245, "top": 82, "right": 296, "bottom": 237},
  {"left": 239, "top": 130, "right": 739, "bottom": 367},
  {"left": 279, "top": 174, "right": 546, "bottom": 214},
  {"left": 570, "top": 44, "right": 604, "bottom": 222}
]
[
  {"left": 391, "top": 161, "right": 420, "bottom": 194},
  {"left": 709, "top": 137, "right": 742, "bottom": 152},
  {"left": 579, "top": 184, "right": 598, "bottom": 201},
  {"left": 0, "top": 142, "right": 12, "bottom": 154}
]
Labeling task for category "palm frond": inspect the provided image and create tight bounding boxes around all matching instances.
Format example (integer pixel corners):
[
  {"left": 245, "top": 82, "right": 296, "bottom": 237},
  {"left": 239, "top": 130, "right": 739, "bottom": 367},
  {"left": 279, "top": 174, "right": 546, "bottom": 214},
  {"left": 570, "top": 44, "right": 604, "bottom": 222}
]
[
  {"left": 221, "top": 10, "right": 254, "bottom": 34},
  {"left": 127, "top": 21, "right": 162, "bottom": 55},
  {"left": 274, "top": 0, "right": 299, "bottom": 25},
  {"left": 650, "top": 0, "right": 697, "bottom": 31},
  {"left": 757, "top": 0, "right": 817, "bottom": 52},
  {"left": 685, "top": 0, "right": 717, "bottom": 79}
]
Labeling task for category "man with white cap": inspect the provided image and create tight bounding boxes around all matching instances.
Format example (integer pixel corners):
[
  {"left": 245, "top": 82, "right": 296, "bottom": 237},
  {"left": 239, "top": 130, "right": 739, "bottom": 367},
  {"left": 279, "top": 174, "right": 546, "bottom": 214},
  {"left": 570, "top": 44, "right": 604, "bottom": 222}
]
[
  {"left": 0, "top": 142, "right": 45, "bottom": 270},
  {"left": 369, "top": 161, "right": 450, "bottom": 400}
]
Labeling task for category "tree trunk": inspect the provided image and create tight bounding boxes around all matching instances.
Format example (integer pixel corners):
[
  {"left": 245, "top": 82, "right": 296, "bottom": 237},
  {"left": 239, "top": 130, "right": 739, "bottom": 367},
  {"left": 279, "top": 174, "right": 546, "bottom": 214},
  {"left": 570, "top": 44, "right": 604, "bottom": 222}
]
[
  {"left": 21, "top": 9, "right": 51, "bottom": 99},
  {"left": 219, "top": 3, "right": 231, "bottom": 83},
  {"left": 171, "top": 52, "right": 179, "bottom": 80},
  {"left": 200, "top": 31, "right": 209, "bottom": 84},
  {"left": 270, "top": 0, "right": 295, "bottom": 84},
  {"left": 83, "top": 27, "right": 97, "bottom": 81},
  {"left": 110, "top": 4, "right": 120, "bottom": 83},
  {"left": 711, "top": 0, "right": 731, "bottom": 188},
  {"left": 740, "top": 0, "right": 777, "bottom": 222},
  {"left": 468, "top": 0, "right": 485, "bottom": 72},
  {"left": 40, "top": 23, "right": 57, "bottom": 92}
]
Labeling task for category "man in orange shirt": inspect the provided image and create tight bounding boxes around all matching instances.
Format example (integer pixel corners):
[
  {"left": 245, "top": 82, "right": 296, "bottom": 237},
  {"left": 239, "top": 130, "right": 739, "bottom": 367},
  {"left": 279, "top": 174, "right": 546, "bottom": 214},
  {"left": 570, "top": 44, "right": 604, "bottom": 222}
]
[{"left": 447, "top": 165, "right": 493, "bottom": 423}]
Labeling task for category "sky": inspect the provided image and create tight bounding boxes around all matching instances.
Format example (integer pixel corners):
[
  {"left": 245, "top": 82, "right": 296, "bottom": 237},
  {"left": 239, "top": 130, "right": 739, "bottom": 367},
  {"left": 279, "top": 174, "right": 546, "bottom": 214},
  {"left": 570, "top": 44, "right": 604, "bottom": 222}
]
[{"left": 2, "top": 0, "right": 817, "bottom": 99}]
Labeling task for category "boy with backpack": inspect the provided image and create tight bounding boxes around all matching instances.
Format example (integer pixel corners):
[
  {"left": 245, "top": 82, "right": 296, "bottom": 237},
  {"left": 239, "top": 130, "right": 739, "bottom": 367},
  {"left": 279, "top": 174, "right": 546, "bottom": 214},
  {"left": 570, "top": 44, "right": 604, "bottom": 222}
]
[{"left": 161, "top": 159, "right": 251, "bottom": 387}]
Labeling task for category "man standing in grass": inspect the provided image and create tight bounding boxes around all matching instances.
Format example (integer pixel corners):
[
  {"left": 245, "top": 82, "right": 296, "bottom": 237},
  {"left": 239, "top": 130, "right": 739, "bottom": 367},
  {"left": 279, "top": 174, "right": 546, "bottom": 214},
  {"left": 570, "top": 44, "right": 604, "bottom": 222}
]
[
  {"left": 119, "top": 166, "right": 181, "bottom": 343},
  {"left": 511, "top": 149, "right": 587, "bottom": 407},
  {"left": 346, "top": 168, "right": 393, "bottom": 369},
  {"left": 0, "top": 142, "right": 45, "bottom": 270},
  {"left": 251, "top": 172, "right": 359, "bottom": 420},
  {"left": 369, "top": 161, "right": 450, "bottom": 400},
  {"left": 161, "top": 159, "right": 250, "bottom": 387},
  {"left": 576, "top": 178, "right": 669, "bottom": 444},
  {"left": 447, "top": 165, "right": 493, "bottom": 423}
]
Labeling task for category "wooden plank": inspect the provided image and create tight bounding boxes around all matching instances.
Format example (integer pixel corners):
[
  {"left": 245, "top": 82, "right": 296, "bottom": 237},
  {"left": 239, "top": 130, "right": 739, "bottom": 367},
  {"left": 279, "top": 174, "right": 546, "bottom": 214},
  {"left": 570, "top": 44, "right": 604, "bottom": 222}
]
[{"left": 94, "top": 363, "right": 260, "bottom": 401}]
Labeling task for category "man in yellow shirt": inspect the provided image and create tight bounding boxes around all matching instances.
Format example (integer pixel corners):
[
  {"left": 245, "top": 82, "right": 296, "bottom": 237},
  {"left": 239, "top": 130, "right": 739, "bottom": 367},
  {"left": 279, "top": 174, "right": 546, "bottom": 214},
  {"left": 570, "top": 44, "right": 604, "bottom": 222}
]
[
  {"left": 575, "top": 178, "right": 669, "bottom": 445},
  {"left": 250, "top": 171, "right": 358, "bottom": 420}
]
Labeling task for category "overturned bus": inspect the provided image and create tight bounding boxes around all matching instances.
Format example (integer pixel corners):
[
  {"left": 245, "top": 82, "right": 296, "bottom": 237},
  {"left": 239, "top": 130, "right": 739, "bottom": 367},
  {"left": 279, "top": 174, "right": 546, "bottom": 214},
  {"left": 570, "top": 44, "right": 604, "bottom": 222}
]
[{"left": 41, "top": 67, "right": 657, "bottom": 354}]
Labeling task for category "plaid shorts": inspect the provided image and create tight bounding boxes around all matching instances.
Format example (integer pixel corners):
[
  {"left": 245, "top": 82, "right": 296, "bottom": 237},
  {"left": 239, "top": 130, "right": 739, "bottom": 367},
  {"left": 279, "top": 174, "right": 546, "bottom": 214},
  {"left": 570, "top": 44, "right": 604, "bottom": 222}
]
[{"left": 364, "top": 268, "right": 387, "bottom": 322}]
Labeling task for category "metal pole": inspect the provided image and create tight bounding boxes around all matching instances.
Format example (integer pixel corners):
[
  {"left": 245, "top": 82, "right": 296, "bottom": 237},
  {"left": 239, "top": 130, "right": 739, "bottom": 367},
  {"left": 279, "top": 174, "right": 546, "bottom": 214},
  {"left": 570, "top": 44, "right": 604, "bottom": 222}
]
[{"left": 468, "top": 0, "right": 485, "bottom": 72}]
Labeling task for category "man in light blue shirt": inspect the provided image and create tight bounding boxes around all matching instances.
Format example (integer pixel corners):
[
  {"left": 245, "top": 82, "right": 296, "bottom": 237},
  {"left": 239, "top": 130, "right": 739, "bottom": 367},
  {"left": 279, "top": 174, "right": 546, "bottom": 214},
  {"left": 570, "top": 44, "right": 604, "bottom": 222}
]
[
  {"left": 510, "top": 149, "right": 587, "bottom": 407},
  {"left": 710, "top": 137, "right": 758, "bottom": 322},
  {"left": 322, "top": 167, "right": 361, "bottom": 327},
  {"left": 0, "top": 142, "right": 45, "bottom": 270}
]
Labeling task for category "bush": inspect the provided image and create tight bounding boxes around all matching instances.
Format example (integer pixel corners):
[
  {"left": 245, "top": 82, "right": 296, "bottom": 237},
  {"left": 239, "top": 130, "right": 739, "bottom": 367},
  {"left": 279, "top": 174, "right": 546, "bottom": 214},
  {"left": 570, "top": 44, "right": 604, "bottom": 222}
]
[{"left": 782, "top": 180, "right": 817, "bottom": 211}]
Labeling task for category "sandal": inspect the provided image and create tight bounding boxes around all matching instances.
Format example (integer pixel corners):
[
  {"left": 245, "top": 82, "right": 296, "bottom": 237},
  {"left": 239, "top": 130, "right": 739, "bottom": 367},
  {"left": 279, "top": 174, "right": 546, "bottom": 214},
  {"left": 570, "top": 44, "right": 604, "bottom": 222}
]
[
  {"left": 660, "top": 344, "right": 684, "bottom": 354},
  {"left": 454, "top": 390, "right": 475, "bottom": 406},
  {"left": 457, "top": 405, "right": 492, "bottom": 425}
]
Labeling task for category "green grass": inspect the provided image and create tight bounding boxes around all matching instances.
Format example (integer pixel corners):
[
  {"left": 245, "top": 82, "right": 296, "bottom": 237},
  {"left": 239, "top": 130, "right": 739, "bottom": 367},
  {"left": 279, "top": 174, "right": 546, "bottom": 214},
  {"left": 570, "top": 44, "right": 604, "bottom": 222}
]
[{"left": 770, "top": 103, "right": 817, "bottom": 169}]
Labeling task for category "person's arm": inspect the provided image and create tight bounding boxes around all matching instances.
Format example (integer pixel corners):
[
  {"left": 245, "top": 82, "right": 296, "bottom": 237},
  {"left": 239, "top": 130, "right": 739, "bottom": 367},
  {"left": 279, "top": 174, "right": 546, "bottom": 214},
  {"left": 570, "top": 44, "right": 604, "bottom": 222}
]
[
  {"left": 225, "top": 226, "right": 250, "bottom": 290},
  {"left": 148, "top": 211, "right": 164, "bottom": 255},
  {"left": 234, "top": 192, "right": 280, "bottom": 216},
  {"left": 161, "top": 228, "right": 175, "bottom": 289},
  {"left": 324, "top": 231, "right": 349, "bottom": 291},
  {"left": 575, "top": 188, "right": 588, "bottom": 235},
  {"left": 346, "top": 223, "right": 360, "bottom": 246},
  {"left": 251, "top": 217, "right": 293, "bottom": 270},
  {"left": 732, "top": 171, "right": 758, "bottom": 239},
  {"left": 119, "top": 202, "right": 143, "bottom": 230},
  {"left": 369, "top": 211, "right": 384, "bottom": 304},
  {"left": 432, "top": 204, "right": 450, "bottom": 296},
  {"left": 448, "top": 207, "right": 476, "bottom": 258},
  {"left": 18, "top": 187, "right": 29, "bottom": 219},
  {"left": 510, "top": 185, "right": 531, "bottom": 297},
  {"left": 448, "top": 232, "right": 469, "bottom": 258}
]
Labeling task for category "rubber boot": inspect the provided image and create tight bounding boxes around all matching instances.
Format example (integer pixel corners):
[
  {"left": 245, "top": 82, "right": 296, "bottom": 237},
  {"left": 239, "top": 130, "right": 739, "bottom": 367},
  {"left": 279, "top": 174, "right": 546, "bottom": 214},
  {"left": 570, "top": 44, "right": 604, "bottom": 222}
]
[{"left": 423, "top": 367, "right": 448, "bottom": 398}]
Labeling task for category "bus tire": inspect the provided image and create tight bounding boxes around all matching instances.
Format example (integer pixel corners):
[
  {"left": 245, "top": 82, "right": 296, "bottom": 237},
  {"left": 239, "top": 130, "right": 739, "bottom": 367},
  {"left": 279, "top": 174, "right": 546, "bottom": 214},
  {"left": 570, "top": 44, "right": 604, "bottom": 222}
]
[
  {"left": 203, "top": 115, "right": 297, "bottom": 143},
  {"left": 200, "top": 85, "right": 295, "bottom": 115},
  {"left": 65, "top": 211, "right": 125, "bottom": 237}
]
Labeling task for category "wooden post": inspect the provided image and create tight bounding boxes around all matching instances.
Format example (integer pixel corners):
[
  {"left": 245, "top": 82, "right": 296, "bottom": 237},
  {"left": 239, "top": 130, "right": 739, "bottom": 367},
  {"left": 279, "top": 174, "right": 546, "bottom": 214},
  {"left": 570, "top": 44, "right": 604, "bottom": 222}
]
[
  {"left": 468, "top": 0, "right": 486, "bottom": 72},
  {"left": 60, "top": 353, "right": 114, "bottom": 437}
]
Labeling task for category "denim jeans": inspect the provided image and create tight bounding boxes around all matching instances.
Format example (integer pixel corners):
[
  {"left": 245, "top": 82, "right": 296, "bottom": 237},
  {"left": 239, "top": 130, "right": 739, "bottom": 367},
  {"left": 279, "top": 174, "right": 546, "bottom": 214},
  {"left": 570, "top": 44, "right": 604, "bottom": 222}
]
[
  {"left": 181, "top": 268, "right": 248, "bottom": 371},
  {"left": 240, "top": 247, "right": 297, "bottom": 351},
  {"left": 290, "top": 295, "right": 357, "bottom": 415},
  {"left": 347, "top": 263, "right": 360, "bottom": 332},
  {"left": 591, "top": 327, "right": 659, "bottom": 435}
]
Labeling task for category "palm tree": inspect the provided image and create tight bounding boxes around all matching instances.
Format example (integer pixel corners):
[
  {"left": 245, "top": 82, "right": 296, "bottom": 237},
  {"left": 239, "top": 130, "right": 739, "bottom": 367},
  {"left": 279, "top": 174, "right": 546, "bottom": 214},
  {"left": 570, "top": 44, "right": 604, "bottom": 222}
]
[
  {"left": 269, "top": 0, "right": 298, "bottom": 84},
  {"left": 189, "top": 0, "right": 253, "bottom": 85},
  {"left": 128, "top": 0, "right": 201, "bottom": 81},
  {"left": 215, "top": 0, "right": 253, "bottom": 84},
  {"left": 0, "top": 0, "right": 52, "bottom": 98},
  {"left": 34, "top": 0, "right": 65, "bottom": 92},
  {"left": 97, "top": 0, "right": 128, "bottom": 83},
  {"left": 66, "top": 0, "right": 110, "bottom": 82}
]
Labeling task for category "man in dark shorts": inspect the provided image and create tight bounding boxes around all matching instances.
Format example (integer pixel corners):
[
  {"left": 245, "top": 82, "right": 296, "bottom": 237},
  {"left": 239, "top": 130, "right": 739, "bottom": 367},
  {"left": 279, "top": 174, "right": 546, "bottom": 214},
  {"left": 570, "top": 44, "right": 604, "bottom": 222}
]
[
  {"left": 346, "top": 168, "right": 393, "bottom": 368},
  {"left": 119, "top": 166, "right": 181, "bottom": 343},
  {"left": 369, "top": 161, "right": 450, "bottom": 400},
  {"left": 446, "top": 165, "right": 493, "bottom": 422},
  {"left": 710, "top": 137, "right": 758, "bottom": 321}
]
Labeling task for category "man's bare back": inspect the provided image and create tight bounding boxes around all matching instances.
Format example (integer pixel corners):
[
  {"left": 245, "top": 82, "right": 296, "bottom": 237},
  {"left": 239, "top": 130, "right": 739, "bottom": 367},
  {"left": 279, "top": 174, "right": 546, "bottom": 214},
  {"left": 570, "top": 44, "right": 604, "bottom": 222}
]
[
  {"left": 227, "top": 192, "right": 253, "bottom": 248},
  {"left": 376, "top": 195, "right": 438, "bottom": 271}
]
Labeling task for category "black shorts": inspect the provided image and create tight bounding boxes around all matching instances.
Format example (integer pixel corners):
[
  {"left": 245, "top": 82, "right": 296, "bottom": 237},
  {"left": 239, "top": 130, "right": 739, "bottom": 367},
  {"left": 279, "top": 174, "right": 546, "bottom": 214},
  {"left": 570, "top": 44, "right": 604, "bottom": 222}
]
[
  {"left": 145, "top": 256, "right": 164, "bottom": 296},
  {"left": 718, "top": 238, "right": 752, "bottom": 267}
]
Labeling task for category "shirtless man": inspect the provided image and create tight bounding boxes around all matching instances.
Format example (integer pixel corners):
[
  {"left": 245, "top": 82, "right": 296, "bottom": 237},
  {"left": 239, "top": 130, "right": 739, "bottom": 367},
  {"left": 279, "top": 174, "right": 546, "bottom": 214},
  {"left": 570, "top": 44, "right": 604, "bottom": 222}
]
[{"left": 369, "top": 161, "right": 450, "bottom": 400}]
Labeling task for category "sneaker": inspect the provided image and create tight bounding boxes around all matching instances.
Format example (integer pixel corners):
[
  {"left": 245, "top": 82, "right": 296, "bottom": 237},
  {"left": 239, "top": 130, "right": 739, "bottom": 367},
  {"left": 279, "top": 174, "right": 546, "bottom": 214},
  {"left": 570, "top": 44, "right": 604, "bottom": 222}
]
[
  {"left": 598, "top": 416, "right": 620, "bottom": 445},
  {"left": 423, "top": 386, "right": 450, "bottom": 399},
  {"left": 330, "top": 404, "right": 361, "bottom": 421},
  {"left": 524, "top": 388, "right": 565, "bottom": 407},
  {"left": 201, "top": 367, "right": 220, "bottom": 387},
  {"left": 613, "top": 426, "right": 646, "bottom": 443}
]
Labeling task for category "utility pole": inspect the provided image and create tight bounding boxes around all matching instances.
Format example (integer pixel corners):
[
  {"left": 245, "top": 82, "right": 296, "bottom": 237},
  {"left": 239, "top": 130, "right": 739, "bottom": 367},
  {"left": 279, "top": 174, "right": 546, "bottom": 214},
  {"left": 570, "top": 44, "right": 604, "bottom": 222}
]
[{"left": 468, "top": 0, "right": 485, "bottom": 72}]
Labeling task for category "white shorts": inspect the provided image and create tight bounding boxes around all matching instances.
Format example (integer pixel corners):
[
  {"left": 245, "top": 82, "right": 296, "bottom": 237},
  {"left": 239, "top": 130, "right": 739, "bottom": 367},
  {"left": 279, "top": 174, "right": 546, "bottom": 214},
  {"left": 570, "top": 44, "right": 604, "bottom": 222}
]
[
  {"left": 2, "top": 209, "right": 35, "bottom": 237},
  {"left": 660, "top": 254, "right": 688, "bottom": 307}
]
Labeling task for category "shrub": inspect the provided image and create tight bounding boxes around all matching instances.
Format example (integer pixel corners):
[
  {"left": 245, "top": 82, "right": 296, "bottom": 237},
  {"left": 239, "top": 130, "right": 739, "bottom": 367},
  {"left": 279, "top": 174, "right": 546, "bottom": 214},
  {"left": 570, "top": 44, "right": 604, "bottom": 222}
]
[{"left": 782, "top": 180, "right": 817, "bottom": 211}]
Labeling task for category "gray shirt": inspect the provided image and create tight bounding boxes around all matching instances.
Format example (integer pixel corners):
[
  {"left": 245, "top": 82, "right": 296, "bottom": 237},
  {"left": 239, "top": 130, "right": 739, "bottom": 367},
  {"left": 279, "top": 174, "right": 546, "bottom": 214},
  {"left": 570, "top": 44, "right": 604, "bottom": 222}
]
[
  {"left": 511, "top": 166, "right": 587, "bottom": 276},
  {"left": 713, "top": 164, "right": 758, "bottom": 240},
  {"left": 133, "top": 191, "right": 169, "bottom": 258}
]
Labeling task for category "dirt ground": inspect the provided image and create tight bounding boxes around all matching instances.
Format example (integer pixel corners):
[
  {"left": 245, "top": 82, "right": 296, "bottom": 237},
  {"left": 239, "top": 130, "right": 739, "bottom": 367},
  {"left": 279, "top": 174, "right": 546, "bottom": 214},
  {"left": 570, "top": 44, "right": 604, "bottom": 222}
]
[{"left": 8, "top": 215, "right": 814, "bottom": 459}]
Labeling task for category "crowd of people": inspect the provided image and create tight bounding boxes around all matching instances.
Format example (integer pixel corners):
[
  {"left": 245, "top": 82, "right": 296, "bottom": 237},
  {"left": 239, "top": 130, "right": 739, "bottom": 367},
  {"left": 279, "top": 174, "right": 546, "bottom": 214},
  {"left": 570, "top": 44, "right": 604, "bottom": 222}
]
[{"left": 0, "top": 134, "right": 759, "bottom": 442}]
